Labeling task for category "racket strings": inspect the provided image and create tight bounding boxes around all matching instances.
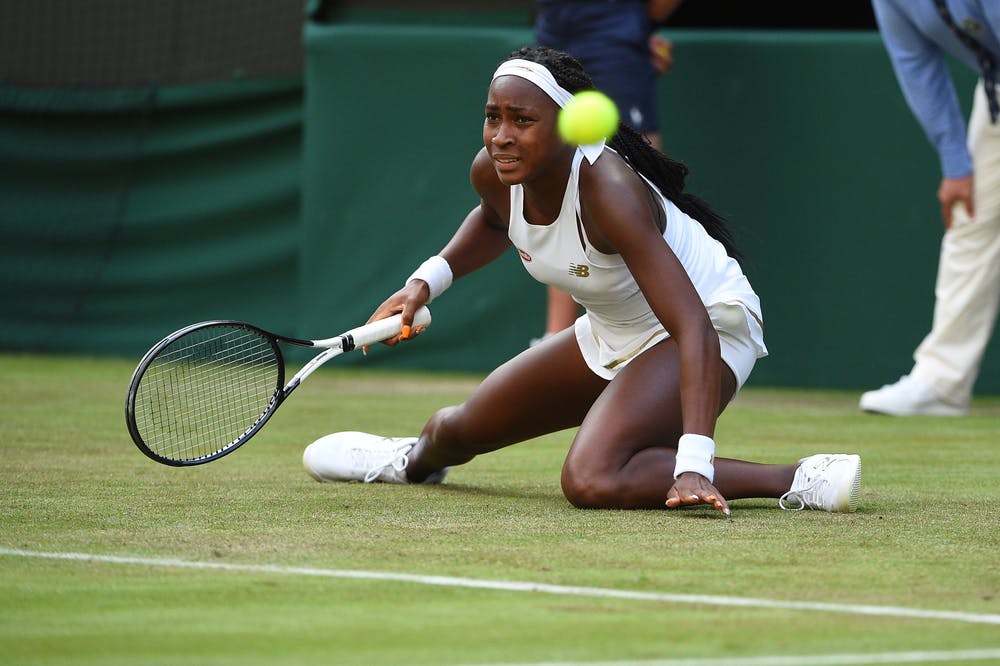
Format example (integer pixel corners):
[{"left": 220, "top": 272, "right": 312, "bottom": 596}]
[{"left": 132, "top": 325, "right": 281, "bottom": 462}]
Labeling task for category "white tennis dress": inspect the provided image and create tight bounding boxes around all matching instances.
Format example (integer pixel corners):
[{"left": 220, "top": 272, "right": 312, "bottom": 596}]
[{"left": 507, "top": 148, "right": 768, "bottom": 386}]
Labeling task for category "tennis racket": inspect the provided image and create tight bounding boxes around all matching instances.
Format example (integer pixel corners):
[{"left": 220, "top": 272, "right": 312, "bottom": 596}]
[{"left": 125, "top": 307, "right": 431, "bottom": 467}]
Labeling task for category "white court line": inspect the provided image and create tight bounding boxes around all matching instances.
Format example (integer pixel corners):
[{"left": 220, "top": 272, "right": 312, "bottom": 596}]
[
  {"left": 460, "top": 650, "right": 1000, "bottom": 666},
  {"left": 2, "top": 547, "right": 999, "bottom": 629}
]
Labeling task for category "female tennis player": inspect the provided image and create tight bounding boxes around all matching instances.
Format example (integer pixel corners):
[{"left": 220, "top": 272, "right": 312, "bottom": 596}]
[{"left": 303, "top": 47, "right": 861, "bottom": 514}]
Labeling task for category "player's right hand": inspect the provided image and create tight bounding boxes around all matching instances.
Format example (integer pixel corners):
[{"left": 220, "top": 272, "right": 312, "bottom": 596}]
[{"left": 365, "top": 283, "right": 429, "bottom": 349}]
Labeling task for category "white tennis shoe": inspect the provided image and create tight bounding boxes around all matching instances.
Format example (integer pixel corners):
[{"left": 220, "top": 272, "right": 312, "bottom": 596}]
[
  {"left": 302, "top": 431, "right": 448, "bottom": 484},
  {"left": 859, "top": 374, "right": 967, "bottom": 416},
  {"left": 779, "top": 454, "right": 861, "bottom": 513}
]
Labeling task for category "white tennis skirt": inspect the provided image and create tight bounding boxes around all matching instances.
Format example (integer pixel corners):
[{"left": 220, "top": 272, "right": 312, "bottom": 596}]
[{"left": 574, "top": 301, "right": 768, "bottom": 390}]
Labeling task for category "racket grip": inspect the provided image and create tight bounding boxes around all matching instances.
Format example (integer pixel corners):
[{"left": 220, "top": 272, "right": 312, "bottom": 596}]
[{"left": 341, "top": 306, "right": 432, "bottom": 350}]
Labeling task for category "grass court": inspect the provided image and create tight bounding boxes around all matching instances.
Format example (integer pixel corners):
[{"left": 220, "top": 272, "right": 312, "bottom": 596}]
[{"left": 2, "top": 353, "right": 999, "bottom": 665}]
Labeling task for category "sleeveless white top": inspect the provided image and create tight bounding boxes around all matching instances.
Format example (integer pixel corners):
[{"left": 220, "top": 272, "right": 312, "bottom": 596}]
[{"left": 508, "top": 148, "right": 766, "bottom": 371}]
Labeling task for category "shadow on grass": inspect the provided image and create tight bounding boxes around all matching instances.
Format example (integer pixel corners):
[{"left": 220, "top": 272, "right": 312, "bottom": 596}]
[{"left": 432, "top": 483, "right": 791, "bottom": 519}]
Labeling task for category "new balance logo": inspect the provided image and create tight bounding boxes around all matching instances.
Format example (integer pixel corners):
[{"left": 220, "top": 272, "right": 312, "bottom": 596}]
[{"left": 568, "top": 263, "right": 590, "bottom": 278}]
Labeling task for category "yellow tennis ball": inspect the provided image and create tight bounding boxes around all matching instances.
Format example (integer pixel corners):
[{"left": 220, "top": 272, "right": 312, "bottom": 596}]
[{"left": 558, "top": 91, "right": 619, "bottom": 145}]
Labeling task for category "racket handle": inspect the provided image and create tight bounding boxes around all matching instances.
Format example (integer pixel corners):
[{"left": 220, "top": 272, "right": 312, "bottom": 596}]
[{"left": 340, "top": 306, "right": 432, "bottom": 350}]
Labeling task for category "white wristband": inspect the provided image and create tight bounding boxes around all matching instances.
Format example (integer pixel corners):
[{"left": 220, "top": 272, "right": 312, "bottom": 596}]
[
  {"left": 406, "top": 255, "right": 453, "bottom": 303},
  {"left": 673, "top": 434, "right": 716, "bottom": 482}
]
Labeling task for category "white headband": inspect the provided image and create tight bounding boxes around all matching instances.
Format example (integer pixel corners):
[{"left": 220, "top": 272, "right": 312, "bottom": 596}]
[{"left": 491, "top": 59, "right": 605, "bottom": 165}]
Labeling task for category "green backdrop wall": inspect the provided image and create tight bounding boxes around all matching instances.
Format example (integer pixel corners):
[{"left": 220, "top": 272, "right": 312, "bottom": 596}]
[
  {"left": 2, "top": 22, "right": 996, "bottom": 395},
  {"left": 1, "top": 79, "right": 303, "bottom": 352}
]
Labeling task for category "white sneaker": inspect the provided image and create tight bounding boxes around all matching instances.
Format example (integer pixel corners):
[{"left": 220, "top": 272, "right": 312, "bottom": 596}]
[
  {"left": 302, "top": 431, "right": 448, "bottom": 484},
  {"left": 779, "top": 454, "right": 861, "bottom": 512},
  {"left": 859, "top": 375, "right": 966, "bottom": 416}
]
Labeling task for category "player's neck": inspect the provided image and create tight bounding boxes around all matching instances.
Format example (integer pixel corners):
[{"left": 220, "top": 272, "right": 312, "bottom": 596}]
[{"left": 520, "top": 149, "right": 574, "bottom": 223}]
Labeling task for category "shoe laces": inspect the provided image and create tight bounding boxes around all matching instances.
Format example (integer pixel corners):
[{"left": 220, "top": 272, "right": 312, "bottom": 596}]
[
  {"left": 778, "top": 457, "right": 834, "bottom": 511},
  {"left": 360, "top": 442, "right": 413, "bottom": 483}
]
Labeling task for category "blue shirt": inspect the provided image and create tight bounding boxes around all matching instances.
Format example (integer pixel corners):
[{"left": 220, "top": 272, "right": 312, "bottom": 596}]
[{"left": 872, "top": 0, "right": 1000, "bottom": 178}]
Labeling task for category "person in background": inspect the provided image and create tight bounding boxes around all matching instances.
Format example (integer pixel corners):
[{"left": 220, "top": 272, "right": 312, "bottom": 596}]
[
  {"left": 531, "top": 0, "right": 684, "bottom": 345},
  {"left": 861, "top": 0, "right": 1000, "bottom": 416}
]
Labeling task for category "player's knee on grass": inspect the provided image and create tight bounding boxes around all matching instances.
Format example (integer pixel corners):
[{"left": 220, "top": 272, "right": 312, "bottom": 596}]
[{"left": 560, "top": 461, "right": 623, "bottom": 509}]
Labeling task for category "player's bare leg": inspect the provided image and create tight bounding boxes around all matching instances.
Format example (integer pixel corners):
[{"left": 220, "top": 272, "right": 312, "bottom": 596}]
[
  {"left": 557, "top": 337, "right": 796, "bottom": 509},
  {"left": 406, "top": 331, "right": 795, "bottom": 506},
  {"left": 405, "top": 327, "right": 606, "bottom": 480}
]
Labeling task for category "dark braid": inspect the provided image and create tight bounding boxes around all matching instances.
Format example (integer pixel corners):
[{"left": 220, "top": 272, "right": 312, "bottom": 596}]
[{"left": 506, "top": 46, "right": 742, "bottom": 264}]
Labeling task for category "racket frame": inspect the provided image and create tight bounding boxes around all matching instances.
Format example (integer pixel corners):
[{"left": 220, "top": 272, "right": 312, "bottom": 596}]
[{"left": 125, "top": 307, "right": 430, "bottom": 467}]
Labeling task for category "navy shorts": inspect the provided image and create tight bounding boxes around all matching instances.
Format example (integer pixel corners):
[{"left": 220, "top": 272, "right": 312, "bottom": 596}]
[{"left": 535, "top": 0, "right": 659, "bottom": 133}]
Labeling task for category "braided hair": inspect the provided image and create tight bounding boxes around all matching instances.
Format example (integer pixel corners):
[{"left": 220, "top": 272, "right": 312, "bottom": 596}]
[{"left": 506, "top": 46, "right": 742, "bottom": 264}]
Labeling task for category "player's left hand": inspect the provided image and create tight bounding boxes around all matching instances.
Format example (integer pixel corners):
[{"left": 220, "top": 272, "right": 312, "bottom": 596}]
[{"left": 666, "top": 472, "right": 730, "bottom": 515}]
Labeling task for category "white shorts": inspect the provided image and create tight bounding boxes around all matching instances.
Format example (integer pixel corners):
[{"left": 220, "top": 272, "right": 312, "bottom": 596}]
[{"left": 574, "top": 301, "right": 768, "bottom": 390}]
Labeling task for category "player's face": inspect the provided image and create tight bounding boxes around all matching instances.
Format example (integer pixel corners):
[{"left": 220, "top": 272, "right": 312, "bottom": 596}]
[{"left": 484, "top": 76, "right": 567, "bottom": 186}]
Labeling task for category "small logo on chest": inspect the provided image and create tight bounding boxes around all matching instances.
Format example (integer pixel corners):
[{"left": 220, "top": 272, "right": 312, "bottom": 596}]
[{"left": 568, "top": 263, "right": 590, "bottom": 278}]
